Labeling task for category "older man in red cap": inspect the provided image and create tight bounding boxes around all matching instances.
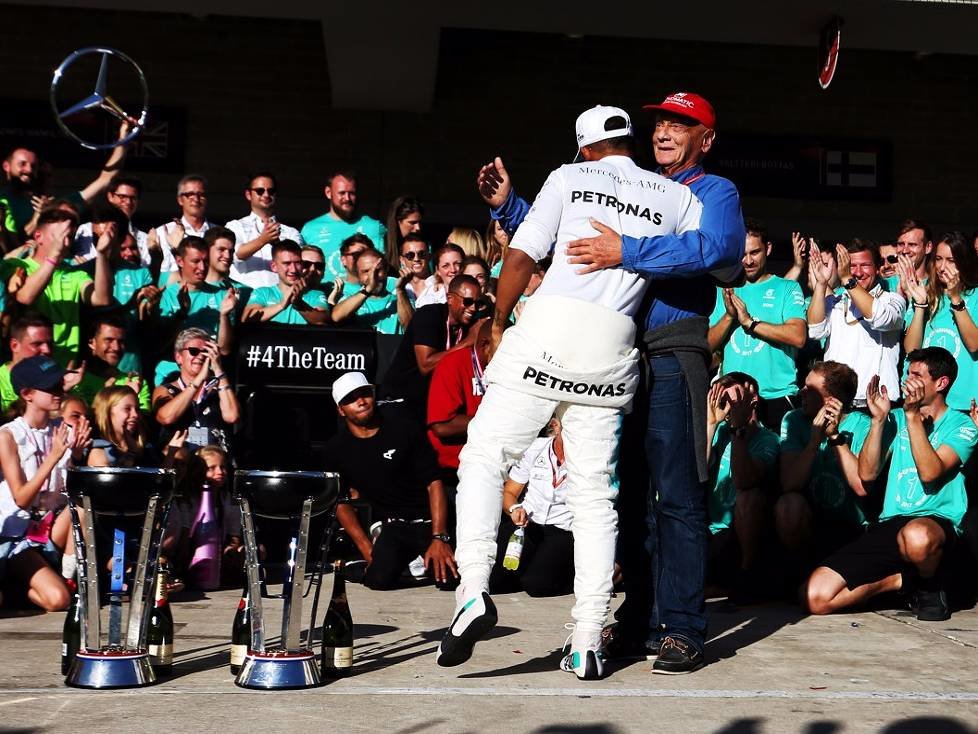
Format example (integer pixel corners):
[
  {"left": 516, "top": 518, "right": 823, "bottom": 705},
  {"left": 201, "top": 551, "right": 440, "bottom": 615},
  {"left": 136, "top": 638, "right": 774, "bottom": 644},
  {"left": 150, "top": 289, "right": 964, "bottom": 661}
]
[{"left": 477, "top": 92, "right": 745, "bottom": 675}]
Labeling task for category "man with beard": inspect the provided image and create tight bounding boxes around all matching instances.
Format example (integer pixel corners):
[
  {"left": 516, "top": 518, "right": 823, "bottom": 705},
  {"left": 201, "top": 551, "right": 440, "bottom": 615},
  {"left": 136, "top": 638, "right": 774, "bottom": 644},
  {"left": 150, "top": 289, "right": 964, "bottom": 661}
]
[
  {"left": 301, "top": 171, "right": 386, "bottom": 281},
  {"left": 0, "top": 123, "right": 130, "bottom": 241},
  {"left": 72, "top": 315, "right": 151, "bottom": 410}
]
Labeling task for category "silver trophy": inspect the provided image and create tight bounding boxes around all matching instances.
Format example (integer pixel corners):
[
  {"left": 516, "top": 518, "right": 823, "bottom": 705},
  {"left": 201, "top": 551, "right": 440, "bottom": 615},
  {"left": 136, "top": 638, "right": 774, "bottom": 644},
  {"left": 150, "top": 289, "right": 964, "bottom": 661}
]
[
  {"left": 64, "top": 467, "right": 175, "bottom": 689},
  {"left": 234, "top": 470, "right": 340, "bottom": 690},
  {"left": 50, "top": 47, "right": 149, "bottom": 150}
]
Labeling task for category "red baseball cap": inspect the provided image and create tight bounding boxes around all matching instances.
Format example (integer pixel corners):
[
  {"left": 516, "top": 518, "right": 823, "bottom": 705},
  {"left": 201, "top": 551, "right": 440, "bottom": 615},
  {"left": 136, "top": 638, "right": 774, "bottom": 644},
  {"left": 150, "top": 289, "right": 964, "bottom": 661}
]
[{"left": 643, "top": 92, "right": 716, "bottom": 129}]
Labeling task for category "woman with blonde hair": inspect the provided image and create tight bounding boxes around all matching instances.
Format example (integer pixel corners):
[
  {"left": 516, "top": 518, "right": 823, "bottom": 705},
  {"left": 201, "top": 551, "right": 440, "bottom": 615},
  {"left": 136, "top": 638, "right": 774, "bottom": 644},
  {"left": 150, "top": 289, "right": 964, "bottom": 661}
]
[{"left": 447, "top": 227, "right": 487, "bottom": 260}]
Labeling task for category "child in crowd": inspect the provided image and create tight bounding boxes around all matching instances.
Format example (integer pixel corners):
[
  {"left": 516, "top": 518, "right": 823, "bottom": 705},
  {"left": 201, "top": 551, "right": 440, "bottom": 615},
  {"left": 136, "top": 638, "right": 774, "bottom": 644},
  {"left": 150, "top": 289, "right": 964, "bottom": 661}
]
[
  {"left": 88, "top": 385, "right": 169, "bottom": 468},
  {"left": 164, "top": 445, "right": 244, "bottom": 590},
  {"left": 0, "top": 356, "right": 91, "bottom": 610}
]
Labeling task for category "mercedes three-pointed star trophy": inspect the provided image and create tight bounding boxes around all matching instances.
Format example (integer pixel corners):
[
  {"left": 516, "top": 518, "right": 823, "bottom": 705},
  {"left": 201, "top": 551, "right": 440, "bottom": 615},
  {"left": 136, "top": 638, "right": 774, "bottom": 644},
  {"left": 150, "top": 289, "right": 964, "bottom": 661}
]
[{"left": 50, "top": 47, "right": 149, "bottom": 150}]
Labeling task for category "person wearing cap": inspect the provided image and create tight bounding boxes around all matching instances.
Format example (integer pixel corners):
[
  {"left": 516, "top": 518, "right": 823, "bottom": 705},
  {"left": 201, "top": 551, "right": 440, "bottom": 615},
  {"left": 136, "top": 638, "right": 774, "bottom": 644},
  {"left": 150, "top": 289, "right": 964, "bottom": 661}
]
[
  {"left": 324, "top": 371, "right": 458, "bottom": 591},
  {"left": 0, "top": 355, "right": 92, "bottom": 611},
  {"left": 475, "top": 93, "right": 745, "bottom": 674},
  {"left": 437, "top": 105, "right": 705, "bottom": 681}
]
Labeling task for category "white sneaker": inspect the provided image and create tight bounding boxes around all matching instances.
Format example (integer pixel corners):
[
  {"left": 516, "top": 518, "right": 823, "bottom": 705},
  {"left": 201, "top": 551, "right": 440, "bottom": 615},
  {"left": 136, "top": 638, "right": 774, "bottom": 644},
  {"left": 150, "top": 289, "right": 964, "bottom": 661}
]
[{"left": 559, "top": 624, "right": 605, "bottom": 681}]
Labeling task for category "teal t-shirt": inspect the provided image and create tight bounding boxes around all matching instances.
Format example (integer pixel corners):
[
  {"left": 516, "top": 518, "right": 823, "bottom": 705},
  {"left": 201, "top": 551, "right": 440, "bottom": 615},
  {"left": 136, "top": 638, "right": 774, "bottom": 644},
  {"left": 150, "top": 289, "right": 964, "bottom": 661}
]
[
  {"left": 779, "top": 409, "right": 876, "bottom": 527},
  {"left": 112, "top": 264, "right": 153, "bottom": 374},
  {"left": 299, "top": 213, "right": 386, "bottom": 281},
  {"left": 337, "top": 276, "right": 402, "bottom": 334},
  {"left": 249, "top": 285, "right": 330, "bottom": 325},
  {"left": 159, "top": 281, "right": 233, "bottom": 335},
  {"left": 917, "top": 290, "right": 978, "bottom": 411},
  {"left": 708, "top": 422, "right": 780, "bottom": 534},
  {"left": 880, "top": 408, "right": 978, "bottom": 531},
  {"left": 709, "top": 276, "right": 806, "bottom": 399}
]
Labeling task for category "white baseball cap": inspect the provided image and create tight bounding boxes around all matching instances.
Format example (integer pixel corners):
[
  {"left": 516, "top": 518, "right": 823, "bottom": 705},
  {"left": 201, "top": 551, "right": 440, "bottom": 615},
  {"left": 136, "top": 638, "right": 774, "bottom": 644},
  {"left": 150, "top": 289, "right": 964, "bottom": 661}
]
[
  {"left": 574, "top": 105, "right": 633, "bottom": 161},
  {"left": 332, "top": 371, "right": 374, "bottom": 405}
]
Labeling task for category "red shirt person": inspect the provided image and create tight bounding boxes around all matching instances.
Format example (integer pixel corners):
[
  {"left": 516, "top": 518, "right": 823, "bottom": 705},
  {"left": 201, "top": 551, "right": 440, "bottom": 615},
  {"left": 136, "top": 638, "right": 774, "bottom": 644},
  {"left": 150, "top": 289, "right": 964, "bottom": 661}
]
[{"left": 427, "top": 320, "right": 494, "bottom": 471}]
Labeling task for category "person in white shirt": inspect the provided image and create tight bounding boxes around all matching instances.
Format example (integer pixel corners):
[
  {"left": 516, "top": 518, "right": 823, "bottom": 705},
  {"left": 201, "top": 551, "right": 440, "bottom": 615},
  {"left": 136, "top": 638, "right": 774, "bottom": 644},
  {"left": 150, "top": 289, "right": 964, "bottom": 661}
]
[
  {"left": 436, "top": 105, "right": 703, "bottom": 681},
  {"left": 226, "top": 172, "right": 303, "bottom": 289},
  {"left": 491, "top": 419, "right": 574, "bottom": 598},
  {"left": 807, "top": 239, "right": 906, "bottom": 406},
  {"left": 148, "top": 175, "right": 215, "bottom": 285}
]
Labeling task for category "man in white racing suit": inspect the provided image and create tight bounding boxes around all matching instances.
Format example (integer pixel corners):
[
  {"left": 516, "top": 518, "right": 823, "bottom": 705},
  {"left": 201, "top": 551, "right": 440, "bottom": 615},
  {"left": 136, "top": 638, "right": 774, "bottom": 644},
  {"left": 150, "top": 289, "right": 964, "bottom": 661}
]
[{"left": 435, "top": 105, "right": 704, "bottom": 680}]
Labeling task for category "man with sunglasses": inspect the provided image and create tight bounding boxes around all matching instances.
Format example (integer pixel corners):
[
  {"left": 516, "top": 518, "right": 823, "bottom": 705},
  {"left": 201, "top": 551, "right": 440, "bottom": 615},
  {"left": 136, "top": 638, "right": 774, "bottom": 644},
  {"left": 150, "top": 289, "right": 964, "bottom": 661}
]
[
  {"left": 381, "top": 274, "right": 483, "bottom": 425},
  {"left": 709, "top": 218, "right": 807, "bottom": 431},
  {"left": 331, "top": 248, "right": 412, "bottom": 334},
  {"left": 227, "top": 172, "right": 303, "bottom": 290},
  {"left": 399, "top": 233, "right": 433, "bottom": 304},
  {"left": 300, "top": 170, "right": 386, "bottom": 282},
  {"left": 149, "top": 175, "right": 215, "bottom": 286}
]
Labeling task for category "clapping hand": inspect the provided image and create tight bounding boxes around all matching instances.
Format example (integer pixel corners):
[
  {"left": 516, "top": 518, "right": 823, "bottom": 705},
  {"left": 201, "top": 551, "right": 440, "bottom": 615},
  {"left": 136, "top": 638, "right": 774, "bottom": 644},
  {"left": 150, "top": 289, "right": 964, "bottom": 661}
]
[
  {"left": 63, "top": 360, "right": 86, "bottom": 392},
  {"left": 219, "top": 287, "right": 238, "bottom": 316},
  {"left": 707, "top": 381, "right": 732, "bottom": 426},
  {"left": 866, "top": 374, "right": 891, "bottom": 420},
  {"left": 69, "top": 416, "right": 92, "bottom": 461},
  {"left": 95, "top": 222, "right": 117, "bottom": 255},
  {"left": 835, "top": 243, "right": 852, "bottom": 281},
  {"left": 898, "top": 254, "right": 927, "bottom": 305},
  {"left": 902, "top": 376, "right": 926, "bottom": 416},
  {"left": 165, "top": 220, "right": 185, "bottom": 251},
  {"left": 808, "top": 241, "right": 831, "bottom": 286},
  {"left": 791, "top": 232, "right": 808, "bottom": 269}
]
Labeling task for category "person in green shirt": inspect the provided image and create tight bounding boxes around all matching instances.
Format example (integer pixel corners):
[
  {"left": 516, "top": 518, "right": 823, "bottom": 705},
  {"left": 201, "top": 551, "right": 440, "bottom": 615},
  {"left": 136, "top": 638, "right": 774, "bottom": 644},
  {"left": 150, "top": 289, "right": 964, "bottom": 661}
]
[
  {"left": 776, "top": 361, "right": 878, "bottom": 572},
  {"left": 299, "top": 171, "right": 386, "bottom": 281},
  {"left": 902, "top": 231, "right": 978, "bottom": 412},
  {"left": 0, "top": 313, "right": 84, "bottom": 411},
  {"left": 241, "top": 240, "right": 331, "bottom": 325},
  {"left": 705, "top": 372, "right": 779, "bottom": 601},
  {"left": 330, "top": 247, "right": 412, "bottom": 334},
  {"left": 807, "top": 347, "right": 978, "bottom": 622},
  {"left": 709, "top": 219, "right": 807, "bottom": 431},
  {"left": 158, "top": 236, "right": 237, "bottom": 351},
  {"left": 2, "top": 208, "right": 113, "bottom": 365},
  {"left": 71, "top": 315, "right": 151, "bottom": 411},
  {"left": 204, "top": 226, "right": 253, "bottom": 309}
]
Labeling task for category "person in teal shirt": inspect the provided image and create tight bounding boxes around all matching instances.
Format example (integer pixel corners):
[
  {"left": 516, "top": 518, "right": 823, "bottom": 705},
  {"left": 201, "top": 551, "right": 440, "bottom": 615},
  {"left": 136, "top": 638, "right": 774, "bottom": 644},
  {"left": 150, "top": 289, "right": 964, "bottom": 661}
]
[
  {"left": 709, "top": 219, "right": 807, "bottom": 431},
  {"left": 705, "top": 372, "right": 779, "bottom": 599},
  {"left": 807, "top": 347, "right": 978, "bottom": 622},
  {"left": 242, "top": 240, "right": 331, "bottom": 325},
  {"left": 330, "top": 247, "right": 411, "bottom": 335},
  {"left": 902, "top": 231, "right": 978, "bottom": 411},
  {"left": 777, "top": 361, "right": 883, "bottom": 571},
  {"left": 299, "top": 172, "right": 385, "bottom": 281}
]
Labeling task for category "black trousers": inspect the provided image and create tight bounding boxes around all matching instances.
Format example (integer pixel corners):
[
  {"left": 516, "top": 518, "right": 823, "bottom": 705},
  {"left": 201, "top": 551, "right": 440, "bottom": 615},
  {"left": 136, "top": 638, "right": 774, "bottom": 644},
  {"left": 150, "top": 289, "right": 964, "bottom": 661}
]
[
  {"left": 489, "top": 516, "right": 574, "bottom": 597},
  {"left": 363, "top": 521, "right": 458, "bottom": 591}
]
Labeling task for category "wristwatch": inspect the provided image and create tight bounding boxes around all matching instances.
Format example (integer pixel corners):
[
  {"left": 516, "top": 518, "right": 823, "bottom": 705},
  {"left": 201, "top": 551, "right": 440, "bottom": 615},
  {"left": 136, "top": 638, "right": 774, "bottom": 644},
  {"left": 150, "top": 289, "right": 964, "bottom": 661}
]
[
  {"left": 827, "top": 431, "right": 852, "bottom": 447},
  {"left": 842, "top": 277, "right": 858, "bottom": 290},
  {"left": 431, "top": 533, "right": 451, "bottom": 543},
  {"left": 358, "top": 286, "right": 370, "bottom": 297},
  {"left": 745, "top": 318, "right": 760, "bottom": 335},
  {"left": 951, "top": 300, "right": 967, "bottom": 312}
]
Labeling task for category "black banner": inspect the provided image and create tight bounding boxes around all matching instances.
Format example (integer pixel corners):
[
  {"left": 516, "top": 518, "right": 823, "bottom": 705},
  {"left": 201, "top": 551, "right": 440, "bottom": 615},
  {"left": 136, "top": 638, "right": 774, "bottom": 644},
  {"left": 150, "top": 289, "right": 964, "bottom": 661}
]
[
  {"left": 235, "top": 324, "right": 378, "bottom": 391},
  {"left": 0, "top": 98, "right": 187, "bottom": 174},
  {"left": 712, "top": 133, "right": 892, "bottom": 202}
]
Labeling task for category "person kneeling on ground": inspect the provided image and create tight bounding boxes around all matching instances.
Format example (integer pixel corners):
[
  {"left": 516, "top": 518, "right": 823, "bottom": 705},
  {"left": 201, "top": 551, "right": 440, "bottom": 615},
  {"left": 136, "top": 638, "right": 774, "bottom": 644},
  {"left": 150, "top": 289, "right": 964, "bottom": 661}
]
[
  {"left": 489, "top": 418, "right": 574, "bottom": 597},
  {"left": 705, "top": 372, "right": 779, "bottom": 603},
  {"left": 325, "top": 371, "right": 458, "bottom": 591},
  {"left": 806, "top": 347, "right": 977, "bottom": 621}
]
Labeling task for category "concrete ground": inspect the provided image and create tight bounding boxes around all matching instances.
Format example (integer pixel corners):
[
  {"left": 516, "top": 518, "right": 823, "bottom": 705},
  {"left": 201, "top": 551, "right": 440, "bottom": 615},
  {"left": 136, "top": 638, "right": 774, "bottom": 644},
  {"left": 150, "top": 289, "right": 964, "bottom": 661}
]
[{"left": 1, "top": 582, "right": 977, "bottom": 734}]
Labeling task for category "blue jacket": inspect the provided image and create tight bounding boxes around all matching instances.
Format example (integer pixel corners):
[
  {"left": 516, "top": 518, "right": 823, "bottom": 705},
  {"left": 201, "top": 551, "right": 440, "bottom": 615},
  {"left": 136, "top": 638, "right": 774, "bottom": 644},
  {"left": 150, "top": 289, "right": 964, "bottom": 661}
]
[{"left": 491, "top": 163, "right": 745, "bottom": 331}]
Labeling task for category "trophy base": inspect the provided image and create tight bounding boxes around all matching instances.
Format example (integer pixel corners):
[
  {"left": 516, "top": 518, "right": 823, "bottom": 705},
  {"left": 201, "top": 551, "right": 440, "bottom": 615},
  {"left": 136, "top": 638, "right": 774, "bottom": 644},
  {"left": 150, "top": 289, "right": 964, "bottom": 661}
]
[
  {"left": 235, "top": 649, "right": 321, "bottom": 690},
  {"left": 66, "top": 649, "right": 156, "bottom": 689}
]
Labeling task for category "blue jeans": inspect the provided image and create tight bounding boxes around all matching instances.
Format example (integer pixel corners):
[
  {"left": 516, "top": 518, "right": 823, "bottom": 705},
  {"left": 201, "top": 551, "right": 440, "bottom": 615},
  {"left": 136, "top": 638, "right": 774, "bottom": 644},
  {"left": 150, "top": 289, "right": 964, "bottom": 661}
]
[{"left": 645, "top": 354, "right": 708, "bottom": 651}]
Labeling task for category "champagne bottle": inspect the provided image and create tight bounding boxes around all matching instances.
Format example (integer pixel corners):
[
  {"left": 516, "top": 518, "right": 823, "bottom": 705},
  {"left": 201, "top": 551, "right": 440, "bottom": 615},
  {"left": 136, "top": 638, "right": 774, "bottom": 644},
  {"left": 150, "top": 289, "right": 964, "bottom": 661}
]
[
  {"left": 503, "top": 528, "right": 525, "bottom": 571},
  {"left": 188, "top": 484, "right": 221, "bottom": 590},
  {"left": 229, "top": 590, "right": 250, "bottom": 675},
  {"left": 320, "top": 560, "right": 353, "bottom": 677},
  {"left": 61, "top": 581, "right": 81, "bottom": 676},
  {"left": 147, "top": 563, "right": 174, "bottom": 675}
]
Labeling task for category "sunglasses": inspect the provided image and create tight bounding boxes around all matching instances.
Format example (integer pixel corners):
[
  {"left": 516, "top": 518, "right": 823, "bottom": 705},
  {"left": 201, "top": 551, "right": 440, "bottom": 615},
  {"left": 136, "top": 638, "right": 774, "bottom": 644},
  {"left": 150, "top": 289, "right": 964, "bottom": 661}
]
[
  {"left": 111, "top": 193, "right": 139, "bottom": 202},
  {"left": 884, "top": 255, "right": 899, "bottom": 264},
  {"left": 179, "top": 191, "right": 207, "bottom": 199},
  {"left": 402, "top": 251, "right": 428, "bottom": 261},
  {"left": 184, "top": 346, "right": 206, "bottom": 356},
  {"left": 250, "top": 187, "right": 277, "bottom": 196},
  {"left": 302, "top": 260, "right": 325, "bottom": 270},
  {"left": 452, "top": 295, "right": 478, "bottom": 308}
]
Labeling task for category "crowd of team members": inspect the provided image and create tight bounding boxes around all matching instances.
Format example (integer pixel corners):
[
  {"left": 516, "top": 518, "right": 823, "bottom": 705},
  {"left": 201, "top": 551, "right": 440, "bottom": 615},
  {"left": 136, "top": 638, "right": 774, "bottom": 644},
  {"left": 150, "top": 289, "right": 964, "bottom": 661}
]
[{"left": 2, "top": 132, "right": 977, "bottom": 628}]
